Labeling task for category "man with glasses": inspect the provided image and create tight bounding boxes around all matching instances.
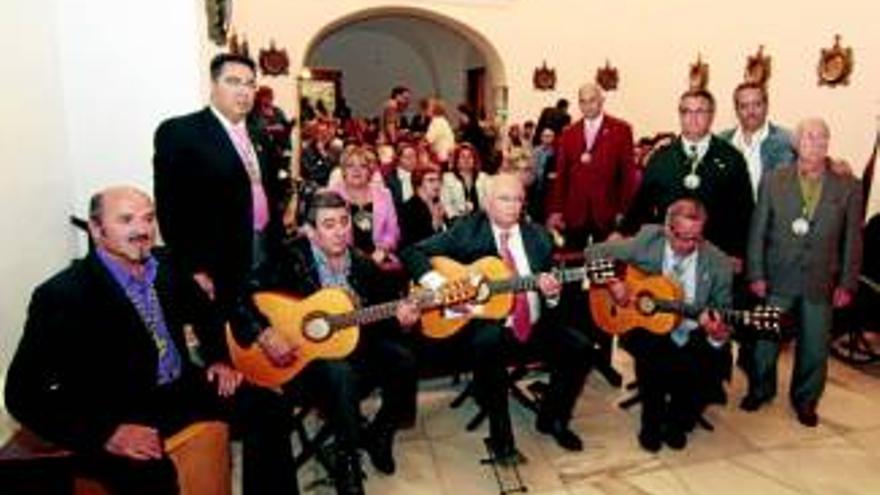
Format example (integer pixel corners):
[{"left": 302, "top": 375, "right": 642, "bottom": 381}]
[
  {"left": 586, "top": 199, "right": 733, "bottom": 452},
  {"left": 621, "top": 90, "right": 753, "bottom": 271},
  {"left": 401, "top": 173, "right": 594, "bottom": 462}
]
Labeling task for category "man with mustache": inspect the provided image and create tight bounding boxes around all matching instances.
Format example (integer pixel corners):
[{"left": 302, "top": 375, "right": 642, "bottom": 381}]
[{"left": 5, "top": 186, "right": 294, "bottom": 494}]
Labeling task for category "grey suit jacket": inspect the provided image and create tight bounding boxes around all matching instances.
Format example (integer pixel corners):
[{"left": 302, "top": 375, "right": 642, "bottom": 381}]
[
  {"left": 747, "top": 165, "right": 863, "bottom": 302},
  {"left": 584, "top": 224, "right": 733, "bottom": 311},
  {"left": 719, "top": 122, "right": 795, "bottom": 175}
]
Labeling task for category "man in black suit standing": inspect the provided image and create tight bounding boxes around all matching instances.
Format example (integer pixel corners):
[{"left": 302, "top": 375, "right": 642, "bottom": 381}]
[
  {"left": 5, "top": 187, "right": 296, "bottom": 495},
  {"left": 153, "top": 53, "right": 284, "bottom": 323},
  {"left": 401, "top": 173, "right": 593, "bottom": 462}
]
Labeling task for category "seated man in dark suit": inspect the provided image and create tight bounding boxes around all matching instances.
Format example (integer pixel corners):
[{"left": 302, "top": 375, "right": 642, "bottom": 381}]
[
  {"left": 4, "top": 186, "right": 294, "bottom": 495},
  {"left": 585, "top": 199, "right": 733, "bottom": 452},
  {"left": 231, "top": 190, "right": 420, "bottom": 492},
  {"left": 401, "top": 173, "right": 594, "bottom": 462}
]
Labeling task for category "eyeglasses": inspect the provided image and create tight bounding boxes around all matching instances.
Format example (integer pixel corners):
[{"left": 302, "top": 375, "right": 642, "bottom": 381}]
[
  {"left": 220, "top": 76, "right": 257, "bottom": 91},
  {"left": 679, "top": 108, "right": 712, "bottom": 116}
]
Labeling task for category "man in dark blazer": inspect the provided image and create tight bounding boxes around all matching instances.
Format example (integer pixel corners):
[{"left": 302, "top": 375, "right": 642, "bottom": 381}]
[
  {"left": 585, "top": 199, "right": 734, "bottom": 452},
  {"left": 232, "top": 190, "right": 420, "bottom": 493},
  {"left": 622, "top": 89, "right": 754, "bottom": 268},
  {"left": 745, "top": 118, "right": 863, "bottom": 426},
  {"left": 4, "top": 187, "right": 295, "bottom": 495},
  {"left": 401, "top": 173, "right": 594, "bottom": 461},
  {"left": 153, "top": 53, "right": 284, "bottom": 323},
  {"left": 546, "top": 83, "right": 638, "bottom": 387}
]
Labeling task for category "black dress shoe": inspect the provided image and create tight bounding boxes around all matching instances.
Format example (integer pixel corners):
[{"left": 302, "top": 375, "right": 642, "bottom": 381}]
[
  {"left": 663, "top": 428, "right": 687, "bottom": 450},
  {"left": 364, "top": 421, "right": 397, "bottom": 474},
  {"left": 638, "top": 429, "right": 662, "bottom": 453},
  {"left": 795, "top": 405, "right": 819, "bottom": 427},
  {"left": 536, "top": 416, "right": 583, "bottom": 451},
  {"left": 739, "top": 394, "right": 767, "bottom": 412}
]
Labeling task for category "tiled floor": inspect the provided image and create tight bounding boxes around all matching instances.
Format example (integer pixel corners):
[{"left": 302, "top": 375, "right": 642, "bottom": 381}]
[{"left": 276, "top": 345, "right": 880, "bottom": 495}]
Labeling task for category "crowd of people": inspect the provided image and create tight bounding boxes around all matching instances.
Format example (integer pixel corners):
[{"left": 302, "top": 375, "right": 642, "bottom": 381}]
[{"left": 4, "top": 52, "right": 866, "bottom": 495}]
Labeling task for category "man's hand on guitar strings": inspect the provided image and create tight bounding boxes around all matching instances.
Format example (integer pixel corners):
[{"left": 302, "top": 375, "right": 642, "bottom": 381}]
[{"left": 257, "top": 327, "right": 298, "bottom": 367}]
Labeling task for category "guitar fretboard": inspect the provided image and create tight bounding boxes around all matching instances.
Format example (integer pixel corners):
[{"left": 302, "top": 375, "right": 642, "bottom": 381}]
[
  {"left": 486, "top": 264, "right": 612, "bottom": 295},
  {"left": 651, "top": 299, "right": 777, "bottom": 330},
  {"left": 324, "top": 290, "right": 439, "bottom": 330}
]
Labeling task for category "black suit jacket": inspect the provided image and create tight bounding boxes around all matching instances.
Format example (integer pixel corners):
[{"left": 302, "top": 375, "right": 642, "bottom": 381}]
[
  {"left": 398, "top": 196, "right": 444, "bottom": 249},
  {"left": 622, "top": 135, "right": 754, "bottom": 258},
  {"left": 4, "top": 252, "right": 222, "bottom": 454},
  {"left": 400, "top": 211, "right": 556, "bottom": 318},
  {"left": 153, "top": 107, "right": 284, "bottom": 307}
]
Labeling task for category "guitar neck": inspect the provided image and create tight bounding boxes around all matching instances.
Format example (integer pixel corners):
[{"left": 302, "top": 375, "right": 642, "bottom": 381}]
[
  {"left": 487, "top": 266, "right": 588, "bottom": 294},
  {"left": 652, "top": 300, "right": 750, "bottom": 325},
  {"left": 325, "top": 290, "right": 441, "bottom": 329}
]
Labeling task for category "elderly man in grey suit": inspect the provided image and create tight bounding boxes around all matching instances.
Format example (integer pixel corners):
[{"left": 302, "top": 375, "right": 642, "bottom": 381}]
[
  {"left": 585, "top": 198, "right": 733, "bottom": 452},
  {"left": 719, "top": 82, "right": 796, "bottom": 199},
  {"left": 744, "top": 118, "right": 863, "bottom": 426}
]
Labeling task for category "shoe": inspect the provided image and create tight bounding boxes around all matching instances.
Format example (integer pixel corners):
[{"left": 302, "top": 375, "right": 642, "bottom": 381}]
[
  {"left": 334, "top": 451, "right": 365, "bottom": 495},
  {"left": 364, "top": 421, "right": 397, "bottom": 474},
  {"left": 795, "top": 405, "right": 819, "bottom": 427},
  {"left": 663, "top": 428, "right": 687, "bottom": 450},
  {"left": 638, "top": 429, "right": 662, "bottom": 453},
  {"left": 487, "top": 437, "right": 528, "bottom": 467},
  {"left": 740, "top": 394, "right": 771, "bottom": 412},
  {"left": 536, "top": 415, "right": 583, "bottom": 451}
]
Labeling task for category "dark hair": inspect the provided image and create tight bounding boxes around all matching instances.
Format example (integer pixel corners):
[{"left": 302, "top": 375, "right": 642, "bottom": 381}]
[
  {"left": 679, "top": 89, "right": 716, "bottom": 112},
  {"left": 733, "top": 81, "right": 767, "bottom": 104},
  {"left": 556, "top": 99, "right": 569, "bottom": 110},
  {"left": 304, "top": 190, "right": 348, "bottom": 227},
  {"left": 411, "top": 163, "right": 443, "bottom": 189},
  {"left": 451, "top": 142, "right": 483, "bottom": 173},
  {"left": 209, "top": 53, "right": 256, "bottom": 81},
  {"left": 391, "top": 86, "right": 410, "bottom": 99}
]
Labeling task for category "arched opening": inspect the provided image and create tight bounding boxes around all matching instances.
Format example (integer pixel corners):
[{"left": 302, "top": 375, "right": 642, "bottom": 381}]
[{"left": 300, "top": 7, "right": 508, "bottom": 124}]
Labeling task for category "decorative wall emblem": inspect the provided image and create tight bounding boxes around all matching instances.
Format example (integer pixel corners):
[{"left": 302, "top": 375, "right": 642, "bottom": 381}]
[
  {"left": 205, "top": 0, "right": 232, "bottom": 46},
  {"left": 595, "top": 60, "right": 619, "bottom": 91},
  {"left": 259, "top": 40, "right": 290, "bottom": 76},
  {"left": 818, "top": 35, "right": 853, "bottom": 87},
  {"left": 688, "top": 53, "right": 709, "bottom": 91},
  {"left": 533, "top": 61, "right": 556, "bottom": 91},
  {"left": 744, "top": 45, "right": 771, "bottom": 85}
]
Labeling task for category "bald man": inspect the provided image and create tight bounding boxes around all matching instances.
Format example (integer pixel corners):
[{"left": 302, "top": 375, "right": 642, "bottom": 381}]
[
  {"left": 745, "top": 118, "right": 863, "bottom": 426},
  {"left": 402, "top": 173, "right": 594, "bottom": 462},
  {"left": 546, "top": 83, "right": 637, "bottom": 386},
  {"left": 5, "top": 187, "right": 298, "bottom": 495}
]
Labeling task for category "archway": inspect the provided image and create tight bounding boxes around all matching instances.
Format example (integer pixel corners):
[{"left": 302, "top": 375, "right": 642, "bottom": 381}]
[{"left": 301, "top": 7, "right": 508, "bottom": 123}]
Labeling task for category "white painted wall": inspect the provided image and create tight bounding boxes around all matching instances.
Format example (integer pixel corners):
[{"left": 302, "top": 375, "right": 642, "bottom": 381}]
[
  {"left": 0, "top": 0, "right": 204, "bottom": 394},
  {"left": 231, "top": 0, "right": 880, "bottom": 213}
]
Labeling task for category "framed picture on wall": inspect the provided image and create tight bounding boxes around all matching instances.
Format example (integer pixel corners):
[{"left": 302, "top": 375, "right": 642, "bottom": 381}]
[{"left": 299, "top": 68, "right": 342, "bottom": 115}]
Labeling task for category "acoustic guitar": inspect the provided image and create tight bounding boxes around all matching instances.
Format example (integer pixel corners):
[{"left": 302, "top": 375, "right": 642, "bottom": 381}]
[
  {"left": 226, "top": 279, "right": 476, "bottom": 388},
  {"left": 589, "top": 264, "right": 786, "bottom": 337},
  {"left": 420, "top": 255, "right": 619, "bottom": 339}
]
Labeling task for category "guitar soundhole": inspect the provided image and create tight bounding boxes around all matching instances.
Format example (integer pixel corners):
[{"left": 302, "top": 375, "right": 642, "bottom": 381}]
[
  {"left": 636, "top": 294, "right": 656, "bottom": 315},
  {"left": 303, "top": 313, "right": 332, "bottom": 342}
]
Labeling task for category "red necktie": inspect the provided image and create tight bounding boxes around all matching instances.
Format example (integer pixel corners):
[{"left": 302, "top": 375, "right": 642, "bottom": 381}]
[{"left": 499, "top": 231, "right": 532, "bottom": 342}]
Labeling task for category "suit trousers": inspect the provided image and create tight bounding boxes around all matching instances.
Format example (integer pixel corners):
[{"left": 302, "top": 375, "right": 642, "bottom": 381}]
[
  {"left": 624, "top": 330, "right": 724, "bottom": 435},
  {"left": 461, "top": 317, "right": 593, "bottom": 447},
  {"left": 751, "top": 294, "right": 832, "bottom": 408}
]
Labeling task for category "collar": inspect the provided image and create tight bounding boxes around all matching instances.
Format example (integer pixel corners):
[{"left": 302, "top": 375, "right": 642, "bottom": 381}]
[
  {"left": 210, "top": 104, "right": 247, "bottom": 134},
  {"left": 490, "top": 222, "right": 522, "bottom": 245},
  {"left": 585, "top": 113, "right": 604, "bottom": 131},
  {"left": 663, "top": 242, "right": 698, "bottom": 268},
  {"left": 733, "top": 121, "right": 770, "bottom": 148},
  {"left": 96, "top": 248, "right": 158, "bottom": 288},
  {"left": 681, "top": 134, "right": 712, "bottom": 158},
  {"left": 309, "top": 240, "right": 351, "bottom": 276}
]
